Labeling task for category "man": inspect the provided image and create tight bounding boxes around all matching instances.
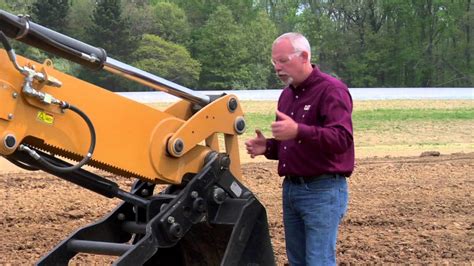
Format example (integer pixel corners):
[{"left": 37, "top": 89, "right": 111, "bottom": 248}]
[{"left": 245, "top": 32, "right": 354, "bottom": 265}]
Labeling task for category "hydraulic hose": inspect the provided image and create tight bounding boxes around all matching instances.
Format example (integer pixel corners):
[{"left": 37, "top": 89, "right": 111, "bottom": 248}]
[
  {"left": 6, "top": 157, "right": 39, "bottom": 171},
  {"left": 20, "top": 103, "right": 96, "bottom": 173},
  {"left": 0, "top": 30, "right": 12, "bottom": 51},
  {"left": 1, "top": 28, "right": 96, "bottom": 173},
  {"left": 42, "top": 103, "right": 96, "bottom": 172}
]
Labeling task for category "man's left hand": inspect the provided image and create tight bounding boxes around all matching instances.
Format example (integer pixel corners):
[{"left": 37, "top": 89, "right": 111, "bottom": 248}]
[{"left": 271, "top": 110, "right": 298, "bottom": 140}]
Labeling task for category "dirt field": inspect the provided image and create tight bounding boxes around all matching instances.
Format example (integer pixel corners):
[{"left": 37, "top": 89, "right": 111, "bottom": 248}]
[{"left": 1, "top": 152, "right": 473, "bottom": 264}]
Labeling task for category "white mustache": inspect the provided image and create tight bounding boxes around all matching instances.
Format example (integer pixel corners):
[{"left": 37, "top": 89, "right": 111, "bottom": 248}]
[{"left": 276, "top": 71, "right": 293, "bottom": 85}]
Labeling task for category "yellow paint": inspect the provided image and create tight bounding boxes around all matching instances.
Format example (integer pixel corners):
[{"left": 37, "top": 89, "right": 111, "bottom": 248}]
[
  {"left": 0, "top": 52, "right": 244, "bottom": 184},
  {"left": 36, "top": 111, "right": 54, "bottom": 125}
]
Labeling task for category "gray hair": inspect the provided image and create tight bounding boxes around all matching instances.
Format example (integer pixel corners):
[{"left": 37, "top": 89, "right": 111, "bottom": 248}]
[{"left": 273, "top": 32, "right": 311, "bottom": 61}]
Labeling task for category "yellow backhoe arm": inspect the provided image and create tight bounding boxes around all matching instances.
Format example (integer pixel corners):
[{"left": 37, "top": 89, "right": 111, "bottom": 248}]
[
  {"left": 0, "top": 52, "right": 244, "bottom": 184},
  {"left": 0, "top": 9, "right": 274, "bottom": 265}
]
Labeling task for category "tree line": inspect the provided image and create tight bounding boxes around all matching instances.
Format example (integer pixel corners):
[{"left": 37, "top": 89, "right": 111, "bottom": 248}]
[{"left": 0, "top": 0, "right": 472, "bottom": 91}]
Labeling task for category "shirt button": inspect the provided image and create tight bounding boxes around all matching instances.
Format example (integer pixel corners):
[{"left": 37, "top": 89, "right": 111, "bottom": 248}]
[
  {"left": 291, "top": 112, "right": 294, "bottom": 115},
  {"left": 298, "top": 140, "right": 302, "bottom": 144},
  {"left": 302, "top": 114, "right": 305, "bottom": 118},
  {"left": 284, "top": 146, "right": 287, "bottom": 150},
  {"left": 295, "top": 95, "right": 299, "bottom": 99},
  {"left": 283, "top": 164, "right": 286, "bottom": 167},
  {"left": 302, "top": 89, "right": 305, "bottom": 92}
]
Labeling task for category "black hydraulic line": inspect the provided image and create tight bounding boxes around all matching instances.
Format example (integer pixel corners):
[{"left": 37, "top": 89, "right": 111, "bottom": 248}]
[
  {"left": 26, "top": 103, "right": 96, "bottom": 173},
  {"left": 12, "top": 149, "right": 119, "bottom": 198},
  {"left": 0, "top": 30, "right": 23, "bottom": 71},
  {"left": 0, "top": 30, "right": 97, "bottom": 174},
  {"left": 5, "top": 157, "right": 39, "bottom": 171},
  {"left": 9, "top": 149, "right": 149, "bottom": 207},
  {"left": 0, "top": 30, "right": 11, "bottom": 51}
]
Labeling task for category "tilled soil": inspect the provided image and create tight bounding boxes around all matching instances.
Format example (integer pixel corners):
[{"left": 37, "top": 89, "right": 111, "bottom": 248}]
[{"left": 1, "top": 153, "right": 473, "bottom": 264}]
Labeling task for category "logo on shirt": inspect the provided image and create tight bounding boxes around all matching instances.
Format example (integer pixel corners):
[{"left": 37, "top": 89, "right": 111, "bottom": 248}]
[{"left": 304, "top": 105, "right": 311, "bottom": 111}]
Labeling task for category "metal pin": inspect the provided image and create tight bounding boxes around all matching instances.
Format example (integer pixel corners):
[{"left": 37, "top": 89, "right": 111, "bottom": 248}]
[{"left": 117, "top": 213, "right": 125, "bottom": 220}]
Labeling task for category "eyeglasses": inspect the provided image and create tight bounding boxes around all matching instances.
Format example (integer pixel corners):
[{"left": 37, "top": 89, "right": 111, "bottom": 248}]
[{"left": 271, "top": 51, "right": 302, "bottom": 66}]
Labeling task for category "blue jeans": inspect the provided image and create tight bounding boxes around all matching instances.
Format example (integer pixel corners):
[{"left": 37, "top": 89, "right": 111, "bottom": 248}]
[{"left": 283, "top": 174, "right": 348, "bottom": 266}]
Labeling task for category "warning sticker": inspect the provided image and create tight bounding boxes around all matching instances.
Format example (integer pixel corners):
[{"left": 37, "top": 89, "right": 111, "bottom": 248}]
[{"left": 37, "top": 111, "right": 54, "bottom": 125}]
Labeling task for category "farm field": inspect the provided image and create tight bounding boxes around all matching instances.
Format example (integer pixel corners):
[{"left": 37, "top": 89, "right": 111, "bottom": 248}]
[{"left": 0, "top": 99, "right": 473, "bottom": 264}]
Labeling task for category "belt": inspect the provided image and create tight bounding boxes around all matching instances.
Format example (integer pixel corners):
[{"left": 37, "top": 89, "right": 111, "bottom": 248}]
[{"left": 285, "top": 174, "right": 338, "bottom": 184}]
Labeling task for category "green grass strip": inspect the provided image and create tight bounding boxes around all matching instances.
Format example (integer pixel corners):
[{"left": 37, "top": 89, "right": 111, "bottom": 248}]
[
  {"left": 353, "top": 108, "right": 474, "bottom": 121},
  {"left": 243, "top": 107, "right": 474, "bottom": 135}
]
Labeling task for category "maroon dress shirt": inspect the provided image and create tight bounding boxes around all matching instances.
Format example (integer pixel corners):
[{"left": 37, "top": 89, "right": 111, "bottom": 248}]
[{"left": 264, "top": 66, "right": 355, "bottom": 177}]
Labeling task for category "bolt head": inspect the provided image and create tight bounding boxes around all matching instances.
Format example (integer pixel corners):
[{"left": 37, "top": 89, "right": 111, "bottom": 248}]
[
  {"left": 220, "top": 156, "right": 231, "bottom": 169},
  {"left": 4, "top": 135, "right": 16, "bottom": 149},
  {"left": 234, "top": 117, "right": 246, "bottom": 134},
  {"left": 173, "top": 139, "right": 184, "bottom": 154},
  {"left": 228, "top": 98, "right": 238, "bottom": 112},
  {"left": 213, "top": 187, "right": 226, "bottom": 204}
]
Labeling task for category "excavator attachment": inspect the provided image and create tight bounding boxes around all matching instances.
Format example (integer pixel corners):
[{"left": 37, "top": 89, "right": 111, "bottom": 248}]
[
  {"left": 0, "top": 9, "right": 275, "bottom": 265},
  {"left": 10, "top": 150, "right": 274, "bottom": 265}
]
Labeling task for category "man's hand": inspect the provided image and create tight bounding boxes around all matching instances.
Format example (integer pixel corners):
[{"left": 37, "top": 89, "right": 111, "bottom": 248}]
[
  {"left": 271, "top": 110, "right": 298, "bottom": 141},
  {"left": 245, "top": 129, "right": 267, "bottom": 158}
]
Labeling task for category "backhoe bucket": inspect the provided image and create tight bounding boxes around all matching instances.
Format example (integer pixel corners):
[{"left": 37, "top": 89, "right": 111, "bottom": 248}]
[
  {"left": 146, "top": 196, "right": 274, "bottom": 265},
  {"left": 31, "top": 153, "right": 275, "bottom": 265}
]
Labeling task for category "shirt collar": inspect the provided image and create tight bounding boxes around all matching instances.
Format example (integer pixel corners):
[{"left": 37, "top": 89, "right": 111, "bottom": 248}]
[{"left": 289, "top": 65, "right": 321, "bottom": 92}]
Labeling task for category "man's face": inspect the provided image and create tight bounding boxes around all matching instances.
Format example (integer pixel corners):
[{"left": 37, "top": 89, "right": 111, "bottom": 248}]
[{"left": 271, "top": 39, "right": 303, "bottom": 86}]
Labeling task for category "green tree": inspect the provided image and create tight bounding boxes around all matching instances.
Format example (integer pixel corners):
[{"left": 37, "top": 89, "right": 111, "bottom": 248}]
[
  {"left": 460, "top": 0, "right": 474, "bottom": 85},
  {"left": 241, "top": 11, "right": 278, "bottom": 89},
  {"left": 66, "top": 0, "right": 95, "bottom": 40},
  {"left": 0, "top": 0, "right": 10, "bottom": 10},
  {"left": 86, "top": 0, "right": 138, "bottom": 60},
  {"left": 0, "top": 0, "right": 35, "bottom": 13},
  {"left": 378, "top": 0, "right": 472, "bottom": 87},
  {"left": 429, "top": 0, "right": 473, "bottom": 86},
  {"left": 132, "top": 34, "right": 201, "bottom": 88},
  {"left": 149, "top": 2, "right": 190, "bottom": 46},
  {"left": 80, "top": 0, "right": 139, "bottom": 91},
  {"left": 194, "top": 5, "right": 248, "bottom": 90},
  {"left": 256, "top": 0, "right": 301, "bottom": 33},
  {"left": 30, "top": 0, "right": 70, "bottom": 33},
  {"left": 296, "top": 0, "right": 473, "bottom": 87},
  {"left": 122, "top": 1, "right": 154, "bottom": 38},
  {"left": 217, "top": 0, "right": 257, "bottom": 23},
  {"left": 4, "top": 0, "right": 471, "bottom": 89},
  {"left": 165, "top": 0, "right": 216, "bottom": 28}
]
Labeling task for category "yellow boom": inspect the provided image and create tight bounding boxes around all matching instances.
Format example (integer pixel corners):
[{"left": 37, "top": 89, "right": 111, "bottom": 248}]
[
  {"left": 0, "top": 51, "right": 244, "bottom": 184},
  {"left": 0, "top": 9, "right": 274, "bottom": 265}
]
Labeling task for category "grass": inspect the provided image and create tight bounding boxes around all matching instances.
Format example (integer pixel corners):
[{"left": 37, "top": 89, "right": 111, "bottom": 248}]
[
  {"left": 353, "top": 108, "right": 474, "bottom": 130},
  {"left": 149, "top": 100, "right": 474, "bottom": 161},
  {"left": 243, "top": 108, "right": 474, "bottom": 131}
]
